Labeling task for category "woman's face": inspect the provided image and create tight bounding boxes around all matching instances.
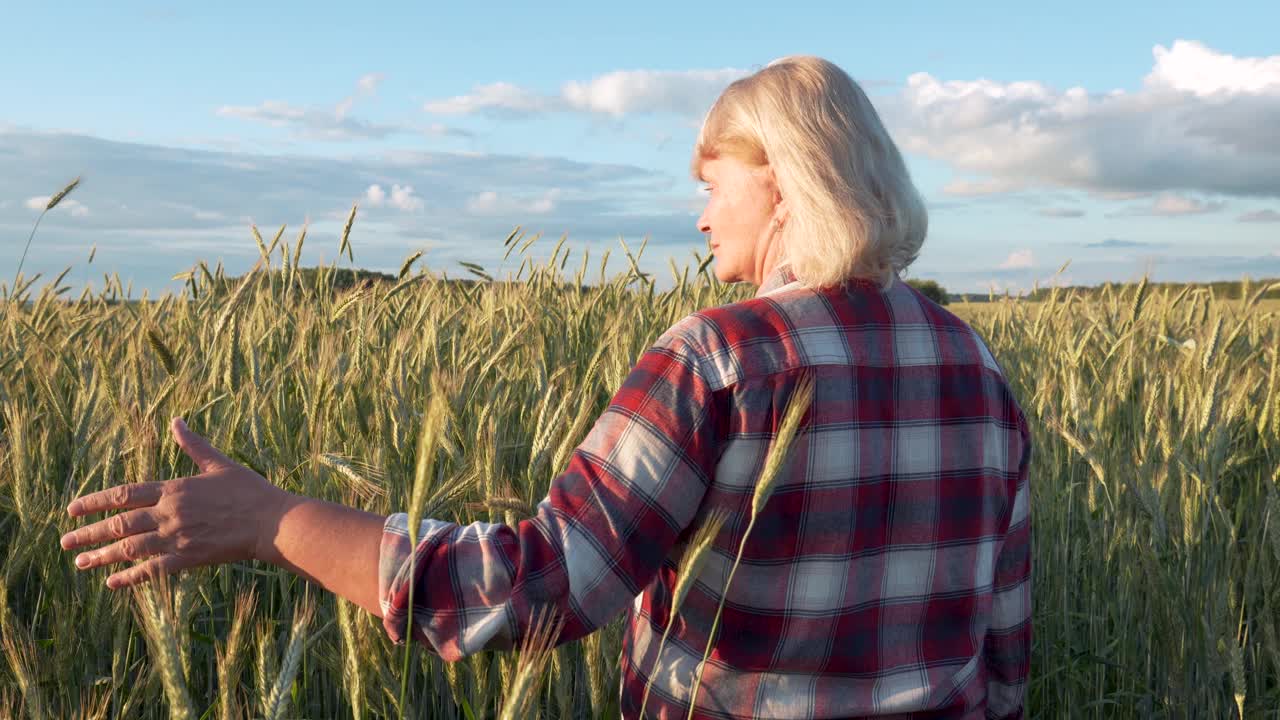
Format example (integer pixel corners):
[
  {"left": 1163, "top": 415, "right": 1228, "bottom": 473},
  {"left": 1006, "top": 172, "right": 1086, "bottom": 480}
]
[{"left": 695, "top": 155, "right": 787, "bottom": 286}]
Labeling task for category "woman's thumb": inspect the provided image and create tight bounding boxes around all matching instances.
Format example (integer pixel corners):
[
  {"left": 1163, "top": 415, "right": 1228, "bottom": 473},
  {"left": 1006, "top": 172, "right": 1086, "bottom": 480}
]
[{"left": 171, "top": 417, "right": 229, "bottom": 471}]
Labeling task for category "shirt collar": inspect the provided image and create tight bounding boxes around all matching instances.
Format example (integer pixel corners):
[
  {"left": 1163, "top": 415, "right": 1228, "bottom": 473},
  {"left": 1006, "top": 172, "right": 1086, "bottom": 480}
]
[{"left": 754, "top": 262, "right": 799, "bottom": 298}]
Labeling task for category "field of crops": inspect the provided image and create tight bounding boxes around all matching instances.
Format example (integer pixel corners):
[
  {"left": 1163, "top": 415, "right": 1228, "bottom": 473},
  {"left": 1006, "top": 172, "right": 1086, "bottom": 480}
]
[{"left": 1, "top": 223, "right": 1278, "bottom": 718}]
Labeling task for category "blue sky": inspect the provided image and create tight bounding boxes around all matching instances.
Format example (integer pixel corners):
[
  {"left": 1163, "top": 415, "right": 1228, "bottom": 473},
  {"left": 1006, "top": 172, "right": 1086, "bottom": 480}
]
[{"left": 3, "top": 0, "right": 1278, "bottom": 297}]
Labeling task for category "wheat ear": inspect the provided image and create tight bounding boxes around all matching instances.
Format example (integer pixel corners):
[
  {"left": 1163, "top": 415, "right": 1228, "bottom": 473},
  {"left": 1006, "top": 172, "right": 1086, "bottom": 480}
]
[
  {"left": 686, "top": 370, "right": 814, "bottom": 718},
  {"left": 497, "top": 604, "right": 566, "bottom": 720},
  {"left": 639, "top": 506, "right": 732, "bottom": 717}
]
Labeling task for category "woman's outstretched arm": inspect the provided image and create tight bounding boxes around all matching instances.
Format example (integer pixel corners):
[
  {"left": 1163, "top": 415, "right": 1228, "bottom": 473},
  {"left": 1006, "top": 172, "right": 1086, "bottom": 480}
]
[
  {"left": 60, "top": 417, "right": 386, "bottom": 618},
  {"left": 262, "top": 493, "right": 386, "bottom": 618}
]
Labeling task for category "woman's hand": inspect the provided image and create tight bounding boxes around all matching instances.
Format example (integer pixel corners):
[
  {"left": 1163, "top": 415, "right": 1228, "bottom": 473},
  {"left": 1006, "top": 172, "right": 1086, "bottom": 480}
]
[{"left": 59, "top": 416, "right": 292, "bottom": 589}]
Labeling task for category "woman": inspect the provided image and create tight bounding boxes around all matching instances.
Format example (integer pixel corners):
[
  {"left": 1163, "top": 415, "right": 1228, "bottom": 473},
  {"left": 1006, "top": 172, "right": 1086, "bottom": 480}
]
[{"left": 59, "top": 55, "right": 1031, "bottom": 719}]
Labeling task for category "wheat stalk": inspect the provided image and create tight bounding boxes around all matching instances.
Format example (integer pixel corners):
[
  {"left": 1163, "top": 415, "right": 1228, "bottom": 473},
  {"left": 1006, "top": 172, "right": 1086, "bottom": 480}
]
[
  {"left": 286, "top": 222, "right": 307, "bottom": 301},
  {"left": 0, "top": 584, "right": 47, "bottom": 720},
  {"left": 131, "top": 575, "right": 195, "bottom": 720},
  {"left": 464, "top": 495, "right": 534, "bottom": 516},
  {"left": 145, "top": 326, "right": 178, "bottom": 376},
  {"left": 12, "top": 176, "right": 81, "bottom": 299},
  {"left": 639, "top": 506, "right": 731, "bottom": 717},
  {"left": 251, "top": 224, "right": 269, "bottom": 262},
  {"left": 497, "top": 604, "right": 566, "bottom": 720},
  {"left": 398, "top": 375, "right": 451, "bottom": 711},
  {"left": 339, "top": 202, "right": 358, "bottom": 263},
  {"left": 336, "top": 598, "right": 365, "bottom": 720},
  {"left": 686, "top": 370, "right": 814, "bottom": 717},
  {"left": 315, "top": 451, "right": 387, "bottom": 502},
  {"left": 264, "top": 597, "right": 315, "bottom": 720},
  {"left": 397, "top": 250, "right": 424, "bottom": 281},
  {"left": 254, "top": 620, "right": 277, "bottom": 718},
  {"left": 216, "top": 588, "right": 257, "bottom": 720},
  {"left": 212, "top": 254, "right": 265, "bottom": 344}
]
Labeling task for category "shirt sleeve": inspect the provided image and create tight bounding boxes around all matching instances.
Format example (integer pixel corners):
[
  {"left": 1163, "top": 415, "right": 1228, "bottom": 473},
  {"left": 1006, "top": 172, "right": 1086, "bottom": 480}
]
[
  {"left": 985, "top": 414, "right": 1032, "bottom": 720},
  {"left": 377, "top": 319, "right": 720, "bottom": 661}
]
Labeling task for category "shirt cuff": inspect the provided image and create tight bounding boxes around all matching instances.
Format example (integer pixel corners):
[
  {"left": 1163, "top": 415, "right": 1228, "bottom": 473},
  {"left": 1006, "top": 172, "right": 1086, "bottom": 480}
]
[{"left": 378, "top": 511, "right": 447, "bottom": 648}]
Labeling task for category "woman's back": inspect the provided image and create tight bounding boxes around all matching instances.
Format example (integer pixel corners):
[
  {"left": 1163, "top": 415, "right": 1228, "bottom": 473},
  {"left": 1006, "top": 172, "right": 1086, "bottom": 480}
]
[{"left": 620, "top": 263, "right": 1032, "bottom": 719}]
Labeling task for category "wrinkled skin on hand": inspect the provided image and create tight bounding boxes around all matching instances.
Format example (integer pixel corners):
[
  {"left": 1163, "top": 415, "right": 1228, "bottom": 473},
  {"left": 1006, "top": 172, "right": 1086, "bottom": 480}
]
[{"left": 59, "top": 417, "right": 290, "bottom": 589}]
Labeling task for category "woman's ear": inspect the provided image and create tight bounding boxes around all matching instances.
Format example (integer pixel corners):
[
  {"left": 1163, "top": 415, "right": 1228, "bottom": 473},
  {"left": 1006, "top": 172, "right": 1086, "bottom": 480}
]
[{"left": 766, "top": 168, "right": 788, "bottom": 223}]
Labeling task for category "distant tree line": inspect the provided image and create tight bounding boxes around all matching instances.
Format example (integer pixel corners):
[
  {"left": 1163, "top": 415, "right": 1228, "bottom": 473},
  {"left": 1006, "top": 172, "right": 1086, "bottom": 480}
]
[
  {"left": 904, "top": 278, "right": 949, "bottom": 305},
  {"left": 230, "top": 267, "right": 1278, "bottom": 306},
  {"left": 1020, "top": 277, "right": 1280, "bottom": 302}
]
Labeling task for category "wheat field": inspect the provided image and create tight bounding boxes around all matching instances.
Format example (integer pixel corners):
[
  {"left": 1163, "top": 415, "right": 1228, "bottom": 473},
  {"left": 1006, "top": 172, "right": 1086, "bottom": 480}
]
[{"left": 2, "top": 212, "right": 1279, "bottom": 717}]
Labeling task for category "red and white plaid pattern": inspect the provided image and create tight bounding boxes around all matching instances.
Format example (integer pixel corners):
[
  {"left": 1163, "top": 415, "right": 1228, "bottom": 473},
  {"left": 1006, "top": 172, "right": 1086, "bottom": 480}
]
[{"left": 379, "top": 261, "right": 1032, "bottom": 719}]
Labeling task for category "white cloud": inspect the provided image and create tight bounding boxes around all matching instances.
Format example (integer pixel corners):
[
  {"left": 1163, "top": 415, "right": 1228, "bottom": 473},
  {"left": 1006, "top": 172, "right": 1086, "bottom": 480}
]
[
  {"left": 465, "top": 190, "right": 498, "bottom": 214},
  {"left": 1085, "top": 238, "right": 1166, "bottom": 249},
  {"left": 217, "top": 99, "right": 408, "bottom": 141},
  {"left": 527, "top": 188, "right": 562, "bottom": 213},
  {"left": 424, "top": 82, "right": 556, "bottom": 116},
  {"left": 1038, "top": 207, "right": 1085, "bottom": 218},
  {"left": 218, "top": 100, "right": 305, "bottom": 127},
  {"left": 886, "top": 39, "right": 1280, "bottom": 200},
  {"left": 465, "top": 188, "right": 562, "bottom": 215},
  {"left": 561, "top": 68, "right": 750, "bottom": 117},
  {"left": 1093, "top": 190, "right": 1153, "bottom": 202},
  {"left": 154, "top": 200, "right": 225, "bottom": 222},
  {"left": 24, "top": 195, "right": 89, "bottom": 216},
  {"left": 1146, "top": 42, "right": 1280, "bottom": 95},
  {"left": 998, "top": 249, "right": 1034, "bottom": 269},
  {"left": 219, "top": 72, "right": 469, "bottom": 142},
  {"left": 1149, "top": 194, "right": 1225, "bottom": 215},
  {"left": 1110, "top": 192, "right": 1225, "bottom": 217},
  {"left": 365, "top": 183, "right": 423, "bottom": 212},
  {"left": 423, "top": 68, "right": 750, "bottom": 119},
  {"left": 941, "top": 178, "right": 1027, "bottom": 197},
  {"left": 1238, "top": 209, "right": 1280, "bottom": 223},
  {"left": 355, "top": 72, "right": 385, "bottom": 96},
  {"left": 336, "top": 72, "right": 386, "bottom": 120},
  {"left": 422, "top": 122, "right": 472, "bottom": 138},
  {"left": 388, "top": 185, "right": 423, "bottom": 212}
]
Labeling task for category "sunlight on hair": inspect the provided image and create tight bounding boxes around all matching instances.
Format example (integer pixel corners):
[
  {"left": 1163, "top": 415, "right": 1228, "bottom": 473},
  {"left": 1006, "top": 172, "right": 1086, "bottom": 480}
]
[{"left": 691, "top": 56, "right": 928, "bottom": 291}]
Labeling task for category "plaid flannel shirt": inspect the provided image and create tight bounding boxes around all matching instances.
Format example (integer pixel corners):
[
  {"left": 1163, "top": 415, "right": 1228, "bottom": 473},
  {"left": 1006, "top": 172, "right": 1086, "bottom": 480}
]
[{"left": 379, "top": 261, "right": 1033, "bottom": 719}]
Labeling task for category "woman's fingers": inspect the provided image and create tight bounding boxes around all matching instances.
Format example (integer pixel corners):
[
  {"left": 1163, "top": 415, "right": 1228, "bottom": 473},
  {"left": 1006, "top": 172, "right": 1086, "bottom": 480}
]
[
  {"left": 170, "top": 417, "right": 233, "bottom": 473},
  {"left": 74, "top": 531, "right": 165, "bottom": 570},
  {"left": 106, "top": 553, "right": 186, "bottom": 590},
  {"left": 61, "top": 508, "right": 159, "bottom": 551},
  {"left": 68, "top": 481, "right": 165, "bottom": 517}
]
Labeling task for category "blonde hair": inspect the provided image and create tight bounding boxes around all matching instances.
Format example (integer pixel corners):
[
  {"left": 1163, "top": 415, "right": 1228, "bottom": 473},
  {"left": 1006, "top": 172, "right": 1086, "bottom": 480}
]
[{"left": 691, "top": 55, "right": 928, "bottom": 291}]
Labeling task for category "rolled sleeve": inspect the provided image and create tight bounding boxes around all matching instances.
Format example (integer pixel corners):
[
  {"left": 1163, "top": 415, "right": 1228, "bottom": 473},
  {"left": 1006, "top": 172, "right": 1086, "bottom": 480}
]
[{"left": 378, "top": 319, "right": 720, "bottom": 661}]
